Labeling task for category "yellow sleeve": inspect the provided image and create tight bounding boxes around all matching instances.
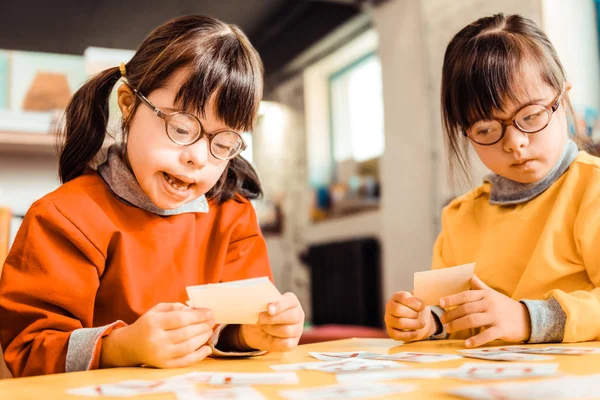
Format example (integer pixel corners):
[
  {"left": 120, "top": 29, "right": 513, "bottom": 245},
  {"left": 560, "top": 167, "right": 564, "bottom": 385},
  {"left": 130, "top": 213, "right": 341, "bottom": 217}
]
[
  {"left": 550, "top": 197, "right": 600, "bottom": 342},
  {"left": 432, "top": 207, "right": 455, "bottom": 271}
]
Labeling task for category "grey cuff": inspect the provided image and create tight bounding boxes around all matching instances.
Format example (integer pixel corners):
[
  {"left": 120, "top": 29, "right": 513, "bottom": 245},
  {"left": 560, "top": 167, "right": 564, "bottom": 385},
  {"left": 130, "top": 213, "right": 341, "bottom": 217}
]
[
  {"left": 429, "top": 306, "right": 449, "bottom": 340},
  {"left": 66, "top": 321, "right": 126, "bottom": 372},
  {"left": 521, "top": 298, "right": 566, "bottom": 344},
  {"left": 208, "top": 324, "right": 266, "bottom": 357}
]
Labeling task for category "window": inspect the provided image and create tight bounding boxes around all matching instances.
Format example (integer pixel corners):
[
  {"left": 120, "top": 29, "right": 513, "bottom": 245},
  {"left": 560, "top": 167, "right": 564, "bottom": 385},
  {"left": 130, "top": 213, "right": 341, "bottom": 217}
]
[
  {"left": 304, "top": 29, "right": 383, "bottom": 220},
  {"left": 329, "top": 52, "right": 384, "bottom": 164},
  {"left": 240, "top": 132, "right": 253, "bottom": 163}
]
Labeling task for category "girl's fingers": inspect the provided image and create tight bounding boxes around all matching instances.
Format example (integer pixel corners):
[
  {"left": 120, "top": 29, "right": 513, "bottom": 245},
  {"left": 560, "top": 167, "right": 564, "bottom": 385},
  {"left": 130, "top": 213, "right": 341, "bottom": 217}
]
[
  {"left": 166, "top": 321, "right": 215, "bottom": 344},
  {"left": 259, "top": 323, "right": 303, "bottom": 339},
  {"left": 168, "top": 330, "right": 213, "bottom": 359},
  {"left": 163, "top": 345, "right": 212, "bottom": 369}
]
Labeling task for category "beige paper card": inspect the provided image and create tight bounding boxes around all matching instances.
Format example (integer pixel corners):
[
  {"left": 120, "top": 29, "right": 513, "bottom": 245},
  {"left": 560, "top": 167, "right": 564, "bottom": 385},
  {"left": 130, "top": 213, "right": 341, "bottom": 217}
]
[
  {"left": 413, "top": 263, "right": 475, "bottom": 306},
  {"left": 186, "top": 277, "right": 282, "bottom": 324}
]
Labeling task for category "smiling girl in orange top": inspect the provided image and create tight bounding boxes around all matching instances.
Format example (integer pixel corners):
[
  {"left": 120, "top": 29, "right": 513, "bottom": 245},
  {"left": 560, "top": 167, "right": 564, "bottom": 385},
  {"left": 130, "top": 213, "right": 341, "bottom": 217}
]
[{"left": 0, "top": 15, "right": 304, "bottom": 377}]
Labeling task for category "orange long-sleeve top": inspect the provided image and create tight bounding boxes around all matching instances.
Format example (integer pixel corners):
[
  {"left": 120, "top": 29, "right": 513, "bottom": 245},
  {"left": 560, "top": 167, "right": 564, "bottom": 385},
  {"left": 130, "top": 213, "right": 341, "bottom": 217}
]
[{"left": 0, "top": 171, "right": 272, "bottom": 377}]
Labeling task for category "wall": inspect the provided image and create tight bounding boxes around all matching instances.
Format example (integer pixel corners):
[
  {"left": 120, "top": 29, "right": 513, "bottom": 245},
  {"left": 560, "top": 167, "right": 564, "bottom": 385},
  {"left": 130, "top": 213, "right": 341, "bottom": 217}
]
[
  {"left": 252, "top": 74, "right": 313, "bottom": 320},
  {"left": 0, "top": 153, "right": 59, "bottom": 245},
  {"left": 542, "top": 0, "right": 600, "bottom": 119}
]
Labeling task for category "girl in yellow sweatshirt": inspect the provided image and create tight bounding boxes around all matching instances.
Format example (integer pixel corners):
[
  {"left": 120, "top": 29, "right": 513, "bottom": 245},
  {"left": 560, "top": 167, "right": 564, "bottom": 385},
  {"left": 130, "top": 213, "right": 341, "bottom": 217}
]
[
  {"left": 0, "top": 15, "right": 304, "bottom": 377},
  {"left": 385, "top": 13, "right": 600, "bottom": 348}
]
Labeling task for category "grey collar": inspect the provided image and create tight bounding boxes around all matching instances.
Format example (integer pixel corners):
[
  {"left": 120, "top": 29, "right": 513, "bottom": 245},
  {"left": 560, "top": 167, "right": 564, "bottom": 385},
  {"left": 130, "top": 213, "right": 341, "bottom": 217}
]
[
  {"left": 484, "top": 140, "right": 579, "bottom": 206},
  {"left": 97, "top": 145, "right": 209, "bottom": 216}
]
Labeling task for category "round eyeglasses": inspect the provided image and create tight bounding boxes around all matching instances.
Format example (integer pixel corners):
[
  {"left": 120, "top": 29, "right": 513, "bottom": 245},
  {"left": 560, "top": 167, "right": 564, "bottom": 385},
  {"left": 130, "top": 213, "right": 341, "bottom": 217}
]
[
  {"left": 127, "top": 84, "right": 247, "bottom": 160},
  {"left": 465, "top": 83, "right": 566, "bottom": 146}
]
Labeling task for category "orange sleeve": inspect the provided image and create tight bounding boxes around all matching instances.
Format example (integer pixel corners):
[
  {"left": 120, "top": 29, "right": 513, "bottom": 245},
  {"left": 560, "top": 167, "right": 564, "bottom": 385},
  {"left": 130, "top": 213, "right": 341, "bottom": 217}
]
[
  {"left": 0, "top": 200, "right": 109, "bottom": 377},
  {"left": 220, "top": 201, "right": 273, "bottom": 283}
]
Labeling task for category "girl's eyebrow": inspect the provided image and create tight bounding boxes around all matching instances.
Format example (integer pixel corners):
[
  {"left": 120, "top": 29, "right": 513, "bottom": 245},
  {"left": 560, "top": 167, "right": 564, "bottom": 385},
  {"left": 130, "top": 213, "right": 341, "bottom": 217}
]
[
  {"left": 520, "top": 97, "right": 546, "bottom": 106},
  {"left": 493, "top": 96, "right": 548, "bottom": 119}
]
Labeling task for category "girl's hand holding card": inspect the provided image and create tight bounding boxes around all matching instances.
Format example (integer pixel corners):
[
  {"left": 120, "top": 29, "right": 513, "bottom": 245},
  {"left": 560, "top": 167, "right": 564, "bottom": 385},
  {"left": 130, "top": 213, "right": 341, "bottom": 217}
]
[
  {"left": 439, "top": 275, "right": 532, "bottom": 348},
  {"left": 102, "top": 302, "right": 215, "bottom": 369},
  {"left": 385, "top": 291, "right": 437, "bottom": 342},
  {"left": 240, "top": 292, "right": 305, "bottom": 352}
]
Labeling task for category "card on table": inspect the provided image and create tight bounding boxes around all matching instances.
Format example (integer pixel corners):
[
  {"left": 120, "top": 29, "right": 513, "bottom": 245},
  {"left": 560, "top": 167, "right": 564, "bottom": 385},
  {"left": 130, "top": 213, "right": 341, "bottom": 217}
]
[
  {"left": 308, "top": 351, "right": 381, "bottom": 361},
  {"left": 67, "top": 379, "right": 187, "bottom": 397},
  {"left": 176, "top": 387, "right": 266, "bottom": 400},
  {"left": 271, "top": 358, "right": 405, "bottom": 373},
  {"left": 373, "top": 352, "right": 463, "bottom": 363},
  {"left": 204, "top": 372, "right": 299, "bottom": 385},
  {"left": 458, "top": 349, "right": 554, "bottom": 362},
  {"left": 448, "top": 374, "right": 600, "bottom": 400},
  {"left": 279, "top": 382, "right": 414, "bottom": 400},
  {"left": 518, "top": 346, "right": 600, "bottom": 355},
  {"left": 336, "top": 368, "right": 442, "bottom": 383},
  {"left": 466, "top": 345, "right": 600, "bottom": 356},
  {"left": 413, "top": 262, "right": 475, "bottom": 306},
  {"left": 309, "top": 351, "right": 461, "bottom": 363},
  {"left": 445, "top": 362, "right": 559, "bottom": 381},
  {"left": 66, "top": 372, "right": 298, "bottom": 397},
  {"left": 186, "top": 277, "right": 282, "bottom": 324}
]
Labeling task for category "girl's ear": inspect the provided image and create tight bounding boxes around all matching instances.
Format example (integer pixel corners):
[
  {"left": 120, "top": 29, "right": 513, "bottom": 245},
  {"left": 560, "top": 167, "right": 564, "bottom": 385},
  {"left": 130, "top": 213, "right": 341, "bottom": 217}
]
[
  {"left": 117, "top": 83, "right": 135, "bottom": 120},
  {"left": 566, "top": 80, "right": 573, "bottom": 93}
]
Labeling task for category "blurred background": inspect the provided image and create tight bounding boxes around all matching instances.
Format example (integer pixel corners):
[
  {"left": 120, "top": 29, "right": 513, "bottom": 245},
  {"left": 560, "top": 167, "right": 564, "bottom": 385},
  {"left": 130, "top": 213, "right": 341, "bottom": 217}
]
[{"left": 0, "top": 0, "right": 599, "bottom": 346}]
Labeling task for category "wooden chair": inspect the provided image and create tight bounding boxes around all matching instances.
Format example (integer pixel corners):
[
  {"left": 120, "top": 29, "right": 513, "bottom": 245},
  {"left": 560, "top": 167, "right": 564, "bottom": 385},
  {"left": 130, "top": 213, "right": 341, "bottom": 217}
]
[{"left": 0, "top": 206, "right": 13, "bottom": 379}]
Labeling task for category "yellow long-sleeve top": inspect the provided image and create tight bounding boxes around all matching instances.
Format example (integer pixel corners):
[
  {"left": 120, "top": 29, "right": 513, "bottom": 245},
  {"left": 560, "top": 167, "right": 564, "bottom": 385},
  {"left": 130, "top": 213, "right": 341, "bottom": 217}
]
[{"left": 432, "top": 143, "right": 600, "bottom": 343}]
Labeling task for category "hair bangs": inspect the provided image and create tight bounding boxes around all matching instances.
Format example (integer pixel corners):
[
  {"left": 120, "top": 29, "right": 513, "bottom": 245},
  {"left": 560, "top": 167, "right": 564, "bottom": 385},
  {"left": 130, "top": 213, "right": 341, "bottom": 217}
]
[
  {"left": 174, "top": 33, "right": 263, "bottom": 132},
  {"left": 450, "top": 33, "right": 534, "bottom": 130}
]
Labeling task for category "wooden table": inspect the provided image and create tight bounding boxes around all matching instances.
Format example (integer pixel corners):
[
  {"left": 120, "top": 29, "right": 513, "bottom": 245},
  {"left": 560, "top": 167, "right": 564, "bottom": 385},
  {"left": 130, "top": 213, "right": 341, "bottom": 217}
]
[{"left": 2, "top": 338, "right": 600, "bottom": 399}]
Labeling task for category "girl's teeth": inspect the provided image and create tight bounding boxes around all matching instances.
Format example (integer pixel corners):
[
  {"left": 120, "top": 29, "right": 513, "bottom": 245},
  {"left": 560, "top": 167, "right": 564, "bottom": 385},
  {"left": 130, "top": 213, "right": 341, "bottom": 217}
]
[{"left": 164, "top": 173, "right": 190, "bottom": 191}]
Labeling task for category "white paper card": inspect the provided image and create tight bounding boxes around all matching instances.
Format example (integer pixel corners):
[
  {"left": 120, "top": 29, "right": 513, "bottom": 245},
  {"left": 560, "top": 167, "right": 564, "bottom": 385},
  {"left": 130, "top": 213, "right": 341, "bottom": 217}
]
[
  {"left": 280, "top": 383, "right": 414, "bottom": 400},
  {"left": 176, "top": 387, "right": 266, "bottom": 400},
  {"left": 413, "top": 263, "right": 475, "bottom": 306},
  {"left": 448, "top": 374, "right": 600, "bottom": 400},
  {"left": 186, "top": 277, "right": 282, "bottom": 324},
  {"left": 336, "top": 369, "right": 442, "bottom": 383}
]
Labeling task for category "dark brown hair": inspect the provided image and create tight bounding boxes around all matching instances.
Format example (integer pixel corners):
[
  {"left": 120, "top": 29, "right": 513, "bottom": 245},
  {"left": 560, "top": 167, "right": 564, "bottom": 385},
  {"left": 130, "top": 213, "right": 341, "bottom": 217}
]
[
  {"left": 58, "top": 15, "right": 263, "bottom": 203},
  {"left": 441, "top": 13, "right": 580, "bottom": 186}
]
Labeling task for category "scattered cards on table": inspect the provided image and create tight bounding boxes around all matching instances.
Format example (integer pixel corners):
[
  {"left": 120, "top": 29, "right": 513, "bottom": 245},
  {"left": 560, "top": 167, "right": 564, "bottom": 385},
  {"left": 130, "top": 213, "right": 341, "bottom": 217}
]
[
  {"left": 445, "top": 362, "right": 560, "bottom": 381},
  {"left": 465, "top": 345, "right": 600, "bottom": 356},
  {"left": 309, "top": 351, "right": 462, "bottom": 363},
  {"left": 334, "top": 363, "right": 560, "bottom": 384},
  {"left": 67, "top": 371, "right": 298, "bottom": 397},
  {"left": 458, "top": 349, "right": 554, "bottom": 362},
  {"left": 279, "top": 383, "right": 414, "bottom": 400},
  {"left": 67, "top": 379, "right": 181, "bottom": 397},
  {"left": 185, "top": 277, "right": 281, "bottom": 325},
  {"left": 271, "top": 358, "right": 405, "bottom": 373},
  {"left": 448, "top": 373, "right": 600, "bottom": 400},
  {"left": 335, "top": 368, "right": 442, "bottom": 383}
]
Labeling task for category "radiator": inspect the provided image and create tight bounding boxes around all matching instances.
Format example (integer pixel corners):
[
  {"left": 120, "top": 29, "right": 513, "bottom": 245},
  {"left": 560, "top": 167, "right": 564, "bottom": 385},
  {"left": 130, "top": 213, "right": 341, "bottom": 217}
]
[{"left": 302, "top": 237, "right": 383, "bottom": 328}]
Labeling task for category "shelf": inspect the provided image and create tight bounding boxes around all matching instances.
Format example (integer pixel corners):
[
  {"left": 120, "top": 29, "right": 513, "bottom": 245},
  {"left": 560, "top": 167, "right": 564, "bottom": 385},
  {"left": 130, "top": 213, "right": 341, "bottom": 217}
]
[
  {"left": 0, "top": 131, "right": 59, "bottom": 156},
  {"left": 303, "top": 209, "right": 381, "bottom": 245},
  {"left": 0, "top": 131, "right": 115, "bottom": 156}
]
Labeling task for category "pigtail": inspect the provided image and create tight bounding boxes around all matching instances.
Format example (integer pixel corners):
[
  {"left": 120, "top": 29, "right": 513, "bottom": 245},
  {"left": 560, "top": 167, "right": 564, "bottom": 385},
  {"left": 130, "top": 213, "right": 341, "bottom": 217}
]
[{"left": 58, "top": 66, "right": 122, "bottom": 183}]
